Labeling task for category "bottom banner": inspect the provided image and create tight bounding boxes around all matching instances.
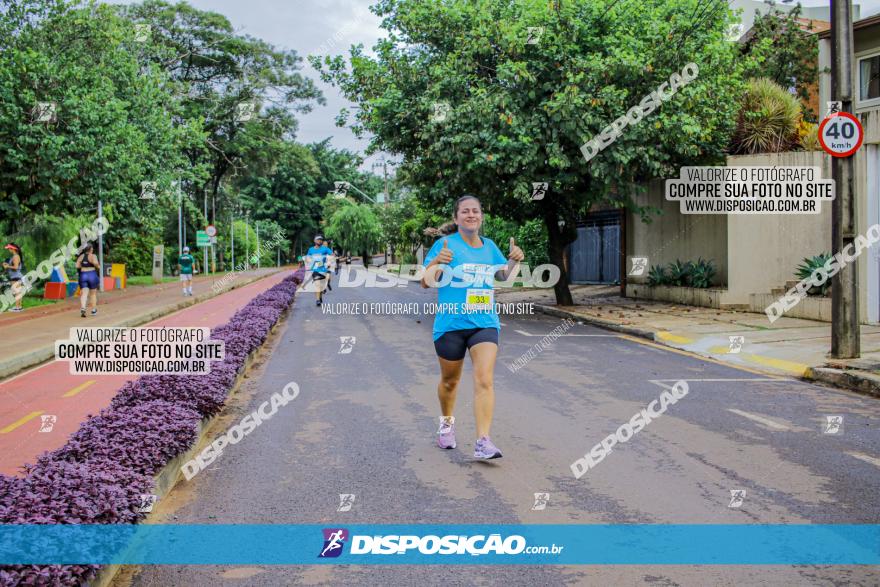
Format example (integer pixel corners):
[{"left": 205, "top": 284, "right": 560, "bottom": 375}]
[{"left": 0, "top": 524, "right": 877, "bottom": 565}]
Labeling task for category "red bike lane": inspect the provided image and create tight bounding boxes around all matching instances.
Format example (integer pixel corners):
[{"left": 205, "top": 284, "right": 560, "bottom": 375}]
[{"left": 0, "top": 271, "right": 290, "bottom": 476}]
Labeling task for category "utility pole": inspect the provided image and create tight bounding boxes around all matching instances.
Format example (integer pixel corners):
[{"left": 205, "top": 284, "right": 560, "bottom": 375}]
[
  {"left": 372, "top": 156, "right": 392, "bottom": 263},
  {"left": 97, "top": 199, "right": 104, "bottom": 292},
  {"left": 177, "top": 180, "right": 182, "bottom": 257},
  {"left": 182, "top": 183, "right": 187, "bottom": 251},
  {"left": 211, "top": 193, "right": 216, "bottom": 273},
  {"left": 382, "top": 158, "right": 389, "bottom": 207},
  {"left": 831, "top": 0, "right": 860, "bottom": 358},
  {"left": 203, "top": 191, "right": 209, "bottom": 276},
  {"left": 371, "top": 156, "right": 390, "bottom": 207}
]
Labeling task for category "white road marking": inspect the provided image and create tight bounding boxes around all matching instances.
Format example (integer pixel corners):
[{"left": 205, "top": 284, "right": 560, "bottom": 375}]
[
  {"left": 847, "top": 452, "right": 880, "bottom": 469},
  {"left": 514, "top": 330, "right": 615, "bottom": 337},
  {"left": 650, "top": 378, "right": 790, "bottom": 383},
  {"left": 648, "top": 378, "right": 789, "bottom": 391},
  {"left": 728, "top": 409, "right": 790, "bottom": 431}
]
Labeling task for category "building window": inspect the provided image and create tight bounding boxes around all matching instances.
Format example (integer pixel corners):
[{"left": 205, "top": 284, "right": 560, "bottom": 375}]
[{"left": 858, "top": 52, "right": 880, "bottom": 107}]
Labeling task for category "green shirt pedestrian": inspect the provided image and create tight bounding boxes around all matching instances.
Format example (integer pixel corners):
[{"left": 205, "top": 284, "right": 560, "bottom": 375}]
[{"left": 179, "top": 253, "right": 194, "bottom": 275}]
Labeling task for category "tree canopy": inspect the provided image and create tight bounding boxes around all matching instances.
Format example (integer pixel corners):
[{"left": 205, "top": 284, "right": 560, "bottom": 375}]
[{"left": 314, "top": 0, "right": 745, "bottom": 303}]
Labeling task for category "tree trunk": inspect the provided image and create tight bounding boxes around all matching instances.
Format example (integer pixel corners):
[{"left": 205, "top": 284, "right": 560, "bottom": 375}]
[{"left": 542, "top": 209, "right": 574, "bottom": 306}]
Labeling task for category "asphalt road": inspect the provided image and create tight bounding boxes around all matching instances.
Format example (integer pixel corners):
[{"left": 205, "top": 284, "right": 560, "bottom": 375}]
[{"left": 121, "top": 273, "right": 880, "bottom": 586}]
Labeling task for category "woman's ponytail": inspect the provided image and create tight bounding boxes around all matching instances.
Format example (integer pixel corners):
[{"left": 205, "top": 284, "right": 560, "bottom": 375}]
[{"left": 438, "top": 222, "right": 458, "bottom": 235}]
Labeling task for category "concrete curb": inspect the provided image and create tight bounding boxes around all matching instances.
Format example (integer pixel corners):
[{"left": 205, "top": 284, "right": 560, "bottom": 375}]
[
  {"left": 0, "top": 271, "right": 282, "bottom": 381},
  {"left": 88, "top": 297, "right": 294, "bottom": 587},
  {"left": 805, "top": 367, "right": 880, "bottom": 399},
  {"left": 535, "top": 304, "right": 880, "bottom": 400}
]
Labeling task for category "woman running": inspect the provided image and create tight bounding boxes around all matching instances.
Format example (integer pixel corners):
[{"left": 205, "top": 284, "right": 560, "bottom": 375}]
[
  {"left": 2, "top": 243, "right": 25, "bottom": 312},
  {"left": 421, "top": 194, "right": 524, "bottom": 459},
  {"left": 75, "top": 243, "right": 100, "bottom": 318}
]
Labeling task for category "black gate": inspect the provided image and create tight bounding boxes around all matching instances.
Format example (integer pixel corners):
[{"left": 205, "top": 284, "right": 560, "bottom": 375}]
[{"left": 567, "top": 211, "right": 620, "bottom": 284}]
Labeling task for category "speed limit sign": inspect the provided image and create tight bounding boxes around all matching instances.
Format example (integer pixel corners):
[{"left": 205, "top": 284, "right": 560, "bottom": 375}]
[
  {"left": 205, "top": 224, "right": 217, "bottom": 237},
  {"left": 818, "top": 111, "right": 863, "bottom": 158}
]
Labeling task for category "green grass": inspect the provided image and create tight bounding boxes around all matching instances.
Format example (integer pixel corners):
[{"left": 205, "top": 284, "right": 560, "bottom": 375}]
[
  {"left": 126, "top": 275, "right": 177, "bottom": 286},
  {"left": 21, "top": 296, "right": 59, "bottom": 309},
  {"left": 5, "top": 289, "right": 61, "bottom": 310}
]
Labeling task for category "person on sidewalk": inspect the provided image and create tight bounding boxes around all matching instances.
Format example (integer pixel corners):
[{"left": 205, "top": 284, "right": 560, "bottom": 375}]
[
  {"left": 178, "top": 246, "right": 195, "bottom": 296},
  {"left": 2, "top": 243, "right": 25, "bottom": 312},
  {"left": 75, "top": 243, "right": 100, "bottom": 318}
]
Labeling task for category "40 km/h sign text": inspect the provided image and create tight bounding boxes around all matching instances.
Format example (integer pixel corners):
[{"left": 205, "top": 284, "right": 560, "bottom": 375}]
[{"left": 818, "top": 112, "right": 864, "bottom": 158}]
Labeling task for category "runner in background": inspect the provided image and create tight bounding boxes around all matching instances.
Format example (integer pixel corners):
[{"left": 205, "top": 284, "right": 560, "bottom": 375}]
[
  {"left": 2, "top": 243, "right": 24, "bottom": 312},
  {"left": 178, "top": 246, "right": 195, "bottom": 296},
  {"left": 304, "top": 235, "right": 333, "bottom": 306},
  {"left": 420, "top": 194, "right": 524, "bottom": 460},
  {"left": 325, "top": 239, "right": 336, "bottom": 292},
  {"left": 330, "top": 239, "right": 341, "bottom": 275},
  {"left": 75, "top": 243, "right": 100, "bottom": 318}
]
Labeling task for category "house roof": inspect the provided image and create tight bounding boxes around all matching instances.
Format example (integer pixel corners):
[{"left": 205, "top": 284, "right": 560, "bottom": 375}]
[
  {"left": 797, "top": 18, "right": 830, "bottom": 35},
  {"left": 818, "top": 14, "right": 880, "bottom": 39},
  {"left": 739, "top": 14, "right": 829, "bottom": 45}
]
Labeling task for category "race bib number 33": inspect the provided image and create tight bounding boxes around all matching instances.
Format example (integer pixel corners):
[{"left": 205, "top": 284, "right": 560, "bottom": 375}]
[{"left": 466, "top": 289, "right": 494, "bottom": 311}]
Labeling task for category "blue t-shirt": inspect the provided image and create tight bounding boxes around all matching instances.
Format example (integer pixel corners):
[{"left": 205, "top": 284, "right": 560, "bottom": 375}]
[
  {"left": 306, "top": 245, "right": 333, "bottom": 274},
  {"left": 423, "top": 232, "right": 508, "bottom": 341}
]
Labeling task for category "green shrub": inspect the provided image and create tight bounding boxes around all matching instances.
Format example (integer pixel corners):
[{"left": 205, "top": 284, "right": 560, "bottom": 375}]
[
  {"left": 482, "top": 216, "right": 549, "bottom": 267},
  {"left": 795, "top": 253, "right": 831, "bottom": 295},
  {"left": 798, "top": 120, "right": 821, "bottom": 151},
  {"left": 1, "top": 213, "right": 94, "bottom": 277},
  {"left": 732, "top": 78, "right": 801, "bottom": 154},
  {"left": 689, "top": 258, "right": 716, "bottom": 288},
  {"left": 666, "top": 259, "right": 691, "bottom": 286},
  {"left": 108, "top": 234, "right": 156, "bottom": 276},
  {"left": 515, "top": 219, "right": 550, "bottom": 267},
  {"left": 647, "top": 264, "right": 667, "bottom": 286}
]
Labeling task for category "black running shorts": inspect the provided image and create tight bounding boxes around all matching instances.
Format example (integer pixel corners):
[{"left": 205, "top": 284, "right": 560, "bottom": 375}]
[{"left": 433, "top": 327, "right": 499, "bottom": 361}]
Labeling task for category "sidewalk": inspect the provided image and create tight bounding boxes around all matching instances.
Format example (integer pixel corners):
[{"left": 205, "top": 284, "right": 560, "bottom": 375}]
[
  {"left": 0, "top": 269, "right": 292, "bottom": 476},
  {"left": 495, "top": 284, "right": 880, "bottom": 398},
  {"left": 0, "top": 268, "right": 284, "bottom": 379}
]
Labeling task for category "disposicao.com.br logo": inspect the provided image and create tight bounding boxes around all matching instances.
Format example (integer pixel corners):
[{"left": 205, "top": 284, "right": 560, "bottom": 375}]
[{"left": 318, "top": 528, "right": 563, "bottom": 558}]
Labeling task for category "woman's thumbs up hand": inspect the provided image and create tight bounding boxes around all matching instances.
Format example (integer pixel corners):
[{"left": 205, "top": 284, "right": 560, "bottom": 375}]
[
  {"left": 437, "top": 238, "right": 454, "bottom": 264},
  {"left": 508, "top": 237, "right": 524, "bottom": 262}
]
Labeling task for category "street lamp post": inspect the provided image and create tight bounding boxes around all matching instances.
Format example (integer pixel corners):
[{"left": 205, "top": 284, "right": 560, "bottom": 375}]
[
  {"left": 212, "top": 193, "right": 216, "bottom": 273},
  {"left": 176, "top": 180, "right": 182, "bottom": 257},
  {"left": 98, "top": 199, "right": 104, "bottom": 292},
  {"left": 203, "top": 190, "right": 209, "bottom": 276}
]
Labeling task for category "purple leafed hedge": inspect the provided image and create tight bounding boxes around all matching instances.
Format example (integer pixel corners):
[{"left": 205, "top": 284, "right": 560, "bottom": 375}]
[{"left": 0, "top": 270, "right": 302, "bottom": 586}]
